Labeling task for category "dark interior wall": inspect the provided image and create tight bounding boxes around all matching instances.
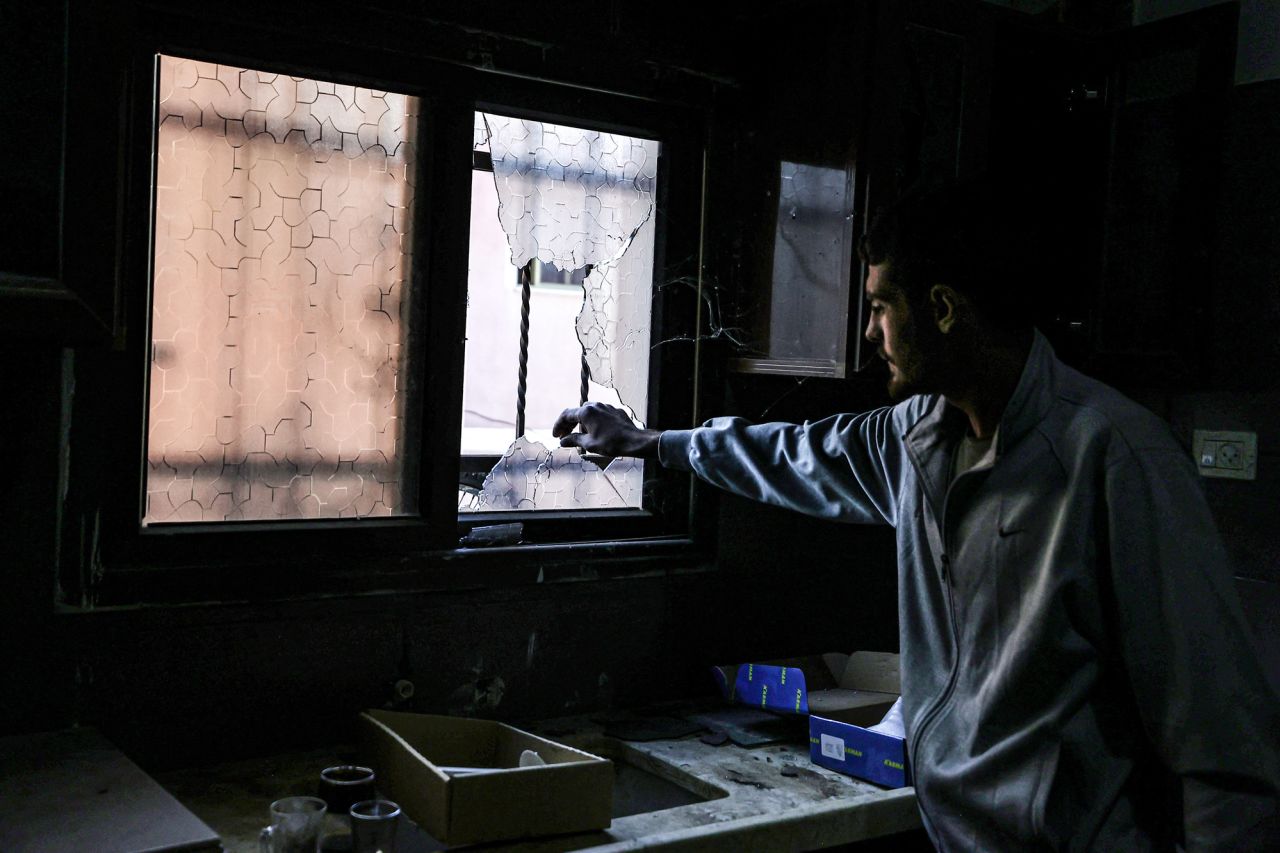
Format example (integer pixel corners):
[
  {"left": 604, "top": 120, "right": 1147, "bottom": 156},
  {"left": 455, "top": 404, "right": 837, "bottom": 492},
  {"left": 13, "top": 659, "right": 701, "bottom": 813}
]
[
  {"left": 1133, "top": 77, "right": 1280, "bottom": 690},
  {"left": 1165, "top": 80, "right": 1280, "bottom": 586},
  {"left": 57, "top": 572, "right": 722, "bottom": 769},
  {"left": 0, "top": 347, "right": 68, "bottom": 740}
]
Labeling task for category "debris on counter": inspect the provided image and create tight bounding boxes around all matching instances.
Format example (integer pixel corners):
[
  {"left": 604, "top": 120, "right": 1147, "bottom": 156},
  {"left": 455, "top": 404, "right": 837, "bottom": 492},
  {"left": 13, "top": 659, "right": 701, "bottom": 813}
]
[
  {"left": 700, "top": 730, "right": 730, "bottom": 747},
  {"left": 721, "top": 768, "right": 773, "bottom": 790}
]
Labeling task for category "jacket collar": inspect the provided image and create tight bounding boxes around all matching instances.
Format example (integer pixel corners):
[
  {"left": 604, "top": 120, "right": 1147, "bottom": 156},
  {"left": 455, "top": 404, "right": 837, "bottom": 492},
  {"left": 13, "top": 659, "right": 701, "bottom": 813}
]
[
  {"left": 989, "top": 328, "right": 1057, "bottom": 455},
  {"left": 902, "top": 329, "right": 1058, "bottom": 513}
]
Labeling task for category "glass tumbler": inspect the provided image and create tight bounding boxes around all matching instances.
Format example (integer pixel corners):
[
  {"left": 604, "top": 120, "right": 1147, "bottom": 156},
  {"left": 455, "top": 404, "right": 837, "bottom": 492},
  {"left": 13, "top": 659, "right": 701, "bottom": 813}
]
[
  {"left": 318, "top": 765, "right": 376, "bottom": 816},
  {"left": 350, "top": 799, "right": 401, "bottom": 853},
  {"left": 259, "top": 796, "right": 327, "bottom": 853},
  {"left": 317, "top": 765, "right": 376, "bottom": 850}
]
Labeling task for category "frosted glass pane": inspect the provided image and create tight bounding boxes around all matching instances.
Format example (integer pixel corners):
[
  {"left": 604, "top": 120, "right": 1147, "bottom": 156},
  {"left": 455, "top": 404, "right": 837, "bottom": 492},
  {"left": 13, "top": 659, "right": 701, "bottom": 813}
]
[
  {"left": 576, "top": 211, "right": 654, "bottom": 425},
  {"left": 767, "top": 162, "right": 854, "bottom": 363},
  {"left": 483, "top": 113, "right": 658, "bottom": 272},
  {"left": 145, "top": 56, "right": 419, "bottom": 523},
  {"left": 463, "top": 113, "right": 658, "bottom": 512}
]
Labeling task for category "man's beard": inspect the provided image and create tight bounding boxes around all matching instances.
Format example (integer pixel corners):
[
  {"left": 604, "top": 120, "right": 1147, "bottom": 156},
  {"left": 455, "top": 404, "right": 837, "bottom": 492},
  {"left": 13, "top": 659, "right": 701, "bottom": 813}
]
[
  {"left": 885, "top": 361, "right": 925, "bottom": 402},
  {"left": 883, "top": 323, "right": 945, "bottom": 402}
]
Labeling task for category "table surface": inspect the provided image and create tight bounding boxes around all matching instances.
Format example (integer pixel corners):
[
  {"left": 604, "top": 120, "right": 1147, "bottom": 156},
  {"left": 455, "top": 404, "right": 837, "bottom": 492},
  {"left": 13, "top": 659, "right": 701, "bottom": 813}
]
[
  {"left": 0, "top": 727, "right": 220, "bottom": 853},
  {"left": 154, "top": 712, "right": 921, "bottom": 852}
]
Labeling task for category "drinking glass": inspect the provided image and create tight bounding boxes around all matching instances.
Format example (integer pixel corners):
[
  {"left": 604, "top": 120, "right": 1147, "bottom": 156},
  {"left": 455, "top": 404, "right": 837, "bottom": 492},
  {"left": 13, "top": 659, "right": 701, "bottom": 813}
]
[
  {"left": 349, "top": 799, "right": 401, "bottom": 853},
  {"left": 259, "top": 796, "right": 327, "bottom": 853},
  {"left": 318, "top": 765, "right": 377, "bottom": 817}
]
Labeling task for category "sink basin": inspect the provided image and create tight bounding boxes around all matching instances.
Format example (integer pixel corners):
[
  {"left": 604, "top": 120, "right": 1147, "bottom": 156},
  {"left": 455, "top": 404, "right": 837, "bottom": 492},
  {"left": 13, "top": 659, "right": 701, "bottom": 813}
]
[{"left": 577, "top": 737, "right": 728, "bottom": 818}]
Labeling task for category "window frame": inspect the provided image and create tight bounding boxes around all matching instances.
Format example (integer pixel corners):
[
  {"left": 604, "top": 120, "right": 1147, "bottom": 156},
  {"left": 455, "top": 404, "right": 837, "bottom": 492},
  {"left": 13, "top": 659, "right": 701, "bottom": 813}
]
[{"left": 58, "top": 10, "right": 711, "bottom": 608}]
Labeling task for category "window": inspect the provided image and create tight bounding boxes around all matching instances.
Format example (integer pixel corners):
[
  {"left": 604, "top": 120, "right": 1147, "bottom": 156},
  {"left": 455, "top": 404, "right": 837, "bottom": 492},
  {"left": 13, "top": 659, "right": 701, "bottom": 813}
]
[
  {"left": 458, "top": 112, "right": 657, "bottom": 512},
  {"left": 53, "top": 10, "right": 707, "bottom": 610},
  {"left": 730, "top": 161, "right": 859, "bottom": 378},
  {"left": 145, "top": 56, "right": 420, "bottom": 524},
  {"left": 133, "top": 54, "right": 696, "bottom": 545}
]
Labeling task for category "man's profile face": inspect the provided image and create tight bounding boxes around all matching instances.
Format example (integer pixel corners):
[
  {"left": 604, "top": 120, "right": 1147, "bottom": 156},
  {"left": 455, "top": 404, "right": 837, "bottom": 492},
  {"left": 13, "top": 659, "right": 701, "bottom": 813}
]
[{"left": 864, "top": 264, "right": 937, "bottom": 401}]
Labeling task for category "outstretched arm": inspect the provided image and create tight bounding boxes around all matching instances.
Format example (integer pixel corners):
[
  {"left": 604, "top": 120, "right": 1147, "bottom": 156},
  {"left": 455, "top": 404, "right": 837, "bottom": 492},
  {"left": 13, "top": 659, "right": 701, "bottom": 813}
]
[{"left": 555, "top": 402, "right": 908, "bottom": 526}]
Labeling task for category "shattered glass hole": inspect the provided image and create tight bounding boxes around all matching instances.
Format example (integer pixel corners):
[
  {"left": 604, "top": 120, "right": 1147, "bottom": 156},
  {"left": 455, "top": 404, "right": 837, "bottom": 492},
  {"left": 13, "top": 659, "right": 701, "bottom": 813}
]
[{"left": 461, "top": 113, "right": 658, "bottom": 511}]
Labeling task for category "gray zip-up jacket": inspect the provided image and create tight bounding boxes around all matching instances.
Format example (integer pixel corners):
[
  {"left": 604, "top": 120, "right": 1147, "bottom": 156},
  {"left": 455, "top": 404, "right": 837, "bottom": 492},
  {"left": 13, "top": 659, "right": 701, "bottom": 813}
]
[{"left": 660, "top": 331, "right": 1279, "bottom": 850}]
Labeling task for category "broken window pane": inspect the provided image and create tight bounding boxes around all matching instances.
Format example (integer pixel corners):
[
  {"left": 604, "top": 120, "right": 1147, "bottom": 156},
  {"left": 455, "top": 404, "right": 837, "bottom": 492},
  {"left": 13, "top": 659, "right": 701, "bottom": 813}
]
[
  {"left": 463, "top": 438, "right": 643, "bottom": 511},
  {"left": 473, "top": 111, "right": 490, "bottom": 153},
  {"left": 461, "top": 113, "right": 658, "bottom": 512},
  {"left": 145, "top": 56, "right": 419, "bottom": 523}
]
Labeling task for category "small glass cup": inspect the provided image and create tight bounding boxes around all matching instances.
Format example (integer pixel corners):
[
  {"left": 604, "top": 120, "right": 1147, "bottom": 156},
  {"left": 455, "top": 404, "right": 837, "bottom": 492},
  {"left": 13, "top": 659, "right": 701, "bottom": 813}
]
[
  {"left": 259, "top": 796, "right": 327, "bottom": 853},
  {"left": 349, "top": 799, "right": 401, "bottom": 853},
  {"left": 318, "top": 765, "right": 377, "bottom": 817}
]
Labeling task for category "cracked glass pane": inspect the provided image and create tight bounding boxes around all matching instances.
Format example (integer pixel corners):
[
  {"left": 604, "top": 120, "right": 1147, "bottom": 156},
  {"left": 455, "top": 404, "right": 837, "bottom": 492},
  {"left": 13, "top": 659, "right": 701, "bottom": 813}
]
[
  {"left": 144, "top": 56, "right": 418, "bottom": 523},
  {"left": 465, "top": 437, "right": 642, "bottom": 511},
  {"left": 768, "top": 162, "right": 855, "bottom": 364},
  {"left": 462, "top": 112, "right": 657, "bottom": 511},
  {"left": 473, "top": 111, "right": 490, "bottom": 152}
]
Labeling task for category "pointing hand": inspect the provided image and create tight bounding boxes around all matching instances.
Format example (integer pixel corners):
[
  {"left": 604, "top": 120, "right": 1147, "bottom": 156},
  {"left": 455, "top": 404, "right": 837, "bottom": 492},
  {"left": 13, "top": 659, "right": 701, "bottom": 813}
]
[{"left": 551, "top": 402, "right": 661, "bottom": 459}]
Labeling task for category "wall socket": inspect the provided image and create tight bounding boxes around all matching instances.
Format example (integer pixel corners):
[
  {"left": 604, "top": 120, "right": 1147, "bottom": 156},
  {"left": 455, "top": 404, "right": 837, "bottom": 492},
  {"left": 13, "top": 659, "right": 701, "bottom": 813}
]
[{"left": 1192, "top": 430, "right": 1258, "bottom": 480}]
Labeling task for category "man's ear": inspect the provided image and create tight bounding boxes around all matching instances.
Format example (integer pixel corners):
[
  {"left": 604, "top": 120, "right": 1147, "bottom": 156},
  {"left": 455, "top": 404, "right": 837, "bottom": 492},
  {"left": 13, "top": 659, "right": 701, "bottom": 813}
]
[{"left": 929, "top": 284, "right": 962, "bottom": 334}]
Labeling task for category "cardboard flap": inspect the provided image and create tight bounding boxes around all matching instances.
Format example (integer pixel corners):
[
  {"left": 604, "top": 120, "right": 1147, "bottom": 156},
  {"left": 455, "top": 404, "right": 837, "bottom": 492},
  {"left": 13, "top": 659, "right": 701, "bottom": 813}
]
[
  {"left": 785, "top": 656, "right": 841, "bottom": 691},
  {"left": 821, "top": 652, "right": 850, "bottom": 680},
  {"left": 839, "top": 651, "right": 901, "bottom": 693},
  {"left": 807, "top": 691, "right": 898, "bottom": 728},
  {"left": 364, "top": 709, "right": 492, "bottom": 769},
  {"left": 358, "top": 711, "right": 451, "bottom": 836},
  {"left": 492, "top": 724, "right": 603, "bottom": 768},
  {"left": 807, "top": 688, "right": 898, "bottom": 715}
]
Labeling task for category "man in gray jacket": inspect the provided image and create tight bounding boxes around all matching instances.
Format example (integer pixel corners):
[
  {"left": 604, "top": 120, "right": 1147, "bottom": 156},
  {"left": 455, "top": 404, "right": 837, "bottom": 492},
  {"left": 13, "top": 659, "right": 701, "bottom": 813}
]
[{"left": 553, "top": 182, "right": 1280, "bottom": 850}]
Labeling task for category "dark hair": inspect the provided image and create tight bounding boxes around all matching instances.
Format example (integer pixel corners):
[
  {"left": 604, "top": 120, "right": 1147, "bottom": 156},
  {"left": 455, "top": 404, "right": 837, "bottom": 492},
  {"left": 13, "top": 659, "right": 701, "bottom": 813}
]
[{"left": 858, "top": 178, "right": 1037, "bottom": 332}]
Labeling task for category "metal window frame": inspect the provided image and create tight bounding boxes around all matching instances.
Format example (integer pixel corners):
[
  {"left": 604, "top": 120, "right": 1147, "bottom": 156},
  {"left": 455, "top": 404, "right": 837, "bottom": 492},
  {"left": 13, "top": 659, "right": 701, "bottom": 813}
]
[{"left": 57, "top": 8, "right": 709, "bottom": 608}]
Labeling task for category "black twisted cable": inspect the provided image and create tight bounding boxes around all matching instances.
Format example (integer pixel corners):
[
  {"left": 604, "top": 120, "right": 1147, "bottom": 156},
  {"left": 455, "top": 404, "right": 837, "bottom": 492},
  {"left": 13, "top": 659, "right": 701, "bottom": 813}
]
[{"left": 515, "top": 261, "right": 532, "bottom": 438}]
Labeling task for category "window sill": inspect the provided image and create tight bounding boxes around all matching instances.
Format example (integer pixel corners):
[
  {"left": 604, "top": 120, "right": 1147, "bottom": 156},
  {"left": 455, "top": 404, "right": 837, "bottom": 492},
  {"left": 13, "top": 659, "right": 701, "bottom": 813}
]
[{"left": 61, "top": 535, "right": 715, "bottom": 611}]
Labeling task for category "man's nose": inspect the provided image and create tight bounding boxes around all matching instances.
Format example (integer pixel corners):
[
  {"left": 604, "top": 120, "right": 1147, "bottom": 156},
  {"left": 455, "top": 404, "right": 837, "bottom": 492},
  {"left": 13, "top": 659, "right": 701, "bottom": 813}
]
[{"left": 864, "top": 315, "right": 879, "bottom": 343}]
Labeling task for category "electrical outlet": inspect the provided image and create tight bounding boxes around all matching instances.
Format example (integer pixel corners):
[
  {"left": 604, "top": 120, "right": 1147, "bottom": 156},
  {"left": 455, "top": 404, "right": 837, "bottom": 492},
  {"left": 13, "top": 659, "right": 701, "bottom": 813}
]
[{"left": 1192, "top": 430, "right": 1257, "bottom": 480}]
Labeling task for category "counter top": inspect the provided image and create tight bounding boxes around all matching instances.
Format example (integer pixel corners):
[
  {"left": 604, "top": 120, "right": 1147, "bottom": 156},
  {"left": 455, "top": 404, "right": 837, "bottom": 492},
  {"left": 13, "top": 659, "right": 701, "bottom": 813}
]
[
  {"left": 156, "top": 712, "right": 921, "bottom": 852},
  {"left": 0, "top": 728, "right": 220, "bottom": 853}
]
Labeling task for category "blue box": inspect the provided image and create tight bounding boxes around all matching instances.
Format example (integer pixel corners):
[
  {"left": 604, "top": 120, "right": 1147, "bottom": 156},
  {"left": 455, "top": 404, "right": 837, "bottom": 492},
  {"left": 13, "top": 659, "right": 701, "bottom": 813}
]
[
  {"left": 711, "top": 659, "right": 820, "bottom": 714},
  {"left": 712, "top": 652, "right": 907, "bottom": 787},
  {"left": 809, "top": 714, "right": 909, "bottom": 788}
]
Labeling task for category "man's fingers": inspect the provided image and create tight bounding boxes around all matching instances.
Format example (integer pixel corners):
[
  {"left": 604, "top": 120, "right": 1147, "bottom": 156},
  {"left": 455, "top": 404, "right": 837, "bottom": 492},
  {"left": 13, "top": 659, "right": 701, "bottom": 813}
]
[
  {"left": 558, "top": 432, "right": 585, "bottom": 449},
  {"left": 551, "top": 406, "right": 587, "bottom": 438}
]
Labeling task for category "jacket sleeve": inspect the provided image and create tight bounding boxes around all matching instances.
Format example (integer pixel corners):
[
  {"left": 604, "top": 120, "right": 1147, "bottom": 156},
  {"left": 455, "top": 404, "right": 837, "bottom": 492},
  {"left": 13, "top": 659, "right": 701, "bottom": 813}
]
[
  {"left": 657, "top": 408, "right": 905, "bottom": 526},
  {"left": 1105, "top": 443, "right": 1280, "bottom": 851}
]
